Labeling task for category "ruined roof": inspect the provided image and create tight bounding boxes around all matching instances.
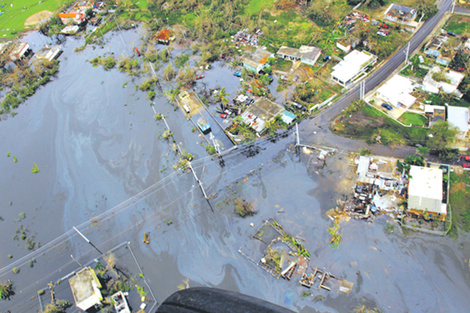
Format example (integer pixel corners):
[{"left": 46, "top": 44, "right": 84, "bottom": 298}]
[
  {"left": 243, "top": 48, "right": 274, "bottom": 67},
  {"left": 69, "top": 267, "right": 102, "bottom": 311},
  {"left": 156, "top": 29, "right": 175, "bottom": 41},
  {"left": 241, "top": 97, "right": 284, "bottom": 133}
]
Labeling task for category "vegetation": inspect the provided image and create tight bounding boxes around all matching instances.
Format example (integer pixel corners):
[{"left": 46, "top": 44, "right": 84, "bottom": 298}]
[
  {"left": 0, "top": 59, "right": 59, "bottom": 115},
  {"left": 449, "top": 172, "right": 470, "bottom": 235},
  {"left": 206, "top": 144, "right": 216, "bottom": 155},
  {"left": 427, "top": 121, "right": 457, "bottom": 160},
  {"left": 235, "top": 198, "right": 256, "bottom": 217},
  {"left": 328, "top": 220, "right": 342, "bottom": 248},
  {"left": 0, "top": 280, "right": 14, "bottom": 300},
  {"left": 43, "top": 300, "right": 71, "bottom": 313},
  {"left": 0, "top": 0, "right": 74, "bottom": 38},
  {"left": 396, "top": 154, "right": 425, "bottom": 178},
  {"left": 332, "top": 103, "right": 428, "bottom": 147},
  {"left": 90, "top": 56, "right": 116, "bottom": 70},
  {"left": 139, "top": 78, "right": 158, "bottom": 91},
  {"left": 31, "top": 163, "right": 40, "bottom": 174},
  {"left": 398, "top": 113, "right": 428, "bottom": 127}
]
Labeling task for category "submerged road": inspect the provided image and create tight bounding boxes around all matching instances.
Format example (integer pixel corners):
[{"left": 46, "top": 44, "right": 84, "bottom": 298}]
[{"left": 300, "top": 0, "right": 453, "bottom": 158}]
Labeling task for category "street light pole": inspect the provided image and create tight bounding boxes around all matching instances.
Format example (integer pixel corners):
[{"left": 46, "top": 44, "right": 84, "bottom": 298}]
[{"left": 72, "top": 226, "right": 104, "bottom": 255}]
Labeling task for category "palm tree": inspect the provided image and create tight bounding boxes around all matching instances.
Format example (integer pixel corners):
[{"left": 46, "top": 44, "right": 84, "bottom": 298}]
[{"left": 214, "top": 87, "right": 230, "bottom": 108}]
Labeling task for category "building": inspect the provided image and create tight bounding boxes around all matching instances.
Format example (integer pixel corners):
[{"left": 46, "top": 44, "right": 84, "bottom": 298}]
[
  {"left": 61, "top": 25, "right": 80, "bottom": 35},
  {"left": 242, "top": 48, "right": 274, "bottom": 73},
  {"left": 59, "top": 11, "right": 86, "bottom": 25},
  {"left": 383, "top": 4, "right": 417, "bottom": 26},
  {"left": 155, "top": 29, "right": 175, "bottom": 44},
  {"left": 424, "top": 105, "right": 446, "bottom": 126},
  {"left": 423, "top": 66, "right": 464, "bottom": 95},
  {"left": 407, "top": 165, "right": 446, "bottom": 221},
  {"left": 240, "top": 97, "right": 284, "bottom": 133},
  {"left": 331, "top": 50, "right": 377, "bottom": 87},
  {"left": 8, "top": 41, "right": 31, "bottom": 61},
  {"left": 35, "top": 45, "right": 62, "bottom": 62},
  {"left": 75, "top": 0, "right": 94, "bottom": 11},
  {"left": 447, "top": 105, "right": 470, "bottom": 139},
  {"left": 424, "top": 34, "right": 448, "bottom": 57},
  {"left": 276, "top": 45, "right": 321, "bottom": 66},
  {"left": 376, "top": 74, "right": 416, "bottom": 109},
  {"left": 336, "top": 37, "right": 359, "bottom": 53},
  {"left": 69, "top": 267, "right": 103, "bottom": 311}
]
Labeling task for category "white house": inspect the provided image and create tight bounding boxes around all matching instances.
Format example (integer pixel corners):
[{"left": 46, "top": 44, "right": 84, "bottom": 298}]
[
  {"left": 407, "top": 165, "right": 446, "bottom": 220},
  {"left": 277, "top": 45, "right": 321, "bottom": 66},
  {"left": 331, "top": 50, "right": 377, "bottom": 87},
  {"left": 35, "top": 45, "right": 62, "bottom": 62},
  {"left": 376, "top": 74, "right": 416, "bottom": 109}
]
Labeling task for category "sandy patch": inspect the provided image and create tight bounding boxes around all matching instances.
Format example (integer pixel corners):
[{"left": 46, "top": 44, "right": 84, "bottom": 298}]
[{"left": 24, "top": 10, "right": 53, "bottom": 26}]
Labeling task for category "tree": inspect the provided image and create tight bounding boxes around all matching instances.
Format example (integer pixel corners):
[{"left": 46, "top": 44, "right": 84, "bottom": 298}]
[
  {"left": 0, "top": 280, "right": 14, "bottom": 300},
  {"left": 214, "top": 87, "right": 230, "bottom": 107},
  {"left": 427, "top": 121, "right": 457, "bottom": 159},
  {"left": 417, "top": 146, "right": 429, "bottom": 157},
  {"left": 417, "top": 2, "right": 438, "bottom": 21}
]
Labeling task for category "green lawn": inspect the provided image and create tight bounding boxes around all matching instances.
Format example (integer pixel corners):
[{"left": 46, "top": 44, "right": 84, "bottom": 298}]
[
  {"left": 0, "top": 0, "right": 71, "bottom": 38},
  {"left": 444, "top": 15, "right": 470, "bottom": 35},
  {"left": 399, "top": 112, "right": 428, "bottom": 127},
  {"left": 245, "top": 0, "right": 273, "bottom": 15},
  {"left": 449, "top": 172, "right": 470, "bottom": 236},
  {"left": 272, "top": 58, "right": 292, "bottom": 72}
]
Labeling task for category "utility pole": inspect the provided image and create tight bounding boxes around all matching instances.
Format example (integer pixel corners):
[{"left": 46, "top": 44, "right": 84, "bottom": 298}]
[
  {"left": 405, "top": 41, "right": 411, "bottom": 65},
  {"left": 70, "top": 254, "right": 83, "bottom": 267},
  {"left": 359, "top": 80, "right": 366, "bottom": 100},
  {"left": 73, "top": 226, "right": 104, "bottom": 255}
]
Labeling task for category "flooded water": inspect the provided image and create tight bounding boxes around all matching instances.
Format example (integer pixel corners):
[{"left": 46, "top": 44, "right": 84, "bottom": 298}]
[{"left": 1, "top": 28, "right": 470, "bottom": 313}]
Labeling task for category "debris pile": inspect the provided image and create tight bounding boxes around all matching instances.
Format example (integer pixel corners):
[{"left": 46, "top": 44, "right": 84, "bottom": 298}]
[
  {"left": 232, "top": 29, "right": 262, "bottom": 48},
  {"left": 240, "top": 219, "right": 353, "bottom": 294}
]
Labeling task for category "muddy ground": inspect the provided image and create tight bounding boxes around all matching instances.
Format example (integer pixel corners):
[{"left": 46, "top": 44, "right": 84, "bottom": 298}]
[{"left": 0, "top": 28, "right": 470, "bottom": 313}]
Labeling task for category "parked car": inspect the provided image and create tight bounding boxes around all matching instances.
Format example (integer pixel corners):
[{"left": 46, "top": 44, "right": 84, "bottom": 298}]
[
  {"left": 197, "top": 117, "right": 211, "bottom": 134},
  {"left": 280, "top": 75, "right": 288, "bottom": 82},
  {"left": 377, "top": 29, "right": 389, "bottom": 36},
  {"left": 233, "top": 71, "right": 242, "bottom": 77},
  {"left": 465, "top": 155, "right": 470, "bottom": 161},
  {"left": 381, "top": 103, "right": 393, "bottom": 110},
  {"left": 463, "top": 163, "right": 470, "bottom": 168},
  {"left": 447, "top": 31, "right": 457, "bottom": 37},
  {"left": 322, "top": 55, "right": 331, "bottom": 62}
]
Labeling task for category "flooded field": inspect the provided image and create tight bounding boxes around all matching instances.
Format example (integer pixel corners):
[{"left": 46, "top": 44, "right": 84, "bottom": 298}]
[{"left": 1, "top": 28, "right": 470, "bottom": 313}]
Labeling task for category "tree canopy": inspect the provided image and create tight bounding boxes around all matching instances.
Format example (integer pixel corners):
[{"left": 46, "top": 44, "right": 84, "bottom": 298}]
[{"left": 427, "top": 121, "right": 457, "bottom": 159}]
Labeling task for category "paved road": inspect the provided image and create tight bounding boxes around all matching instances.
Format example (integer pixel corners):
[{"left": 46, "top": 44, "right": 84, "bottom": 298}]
[{"left": 299, "top": 0, "right": 453, "bottom": 159}]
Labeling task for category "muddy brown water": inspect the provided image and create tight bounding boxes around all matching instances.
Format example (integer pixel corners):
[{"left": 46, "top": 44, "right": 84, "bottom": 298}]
[{"left": 1, "top": 29, "right": 470, "bottom": 313}]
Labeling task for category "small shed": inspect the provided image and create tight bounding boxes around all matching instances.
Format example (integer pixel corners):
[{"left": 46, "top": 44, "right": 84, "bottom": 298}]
[{"left": 69, "top": 267, "right": 103, "bottom": 311}]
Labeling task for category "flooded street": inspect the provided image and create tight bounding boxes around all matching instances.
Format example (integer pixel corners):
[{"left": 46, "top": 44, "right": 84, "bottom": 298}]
[{"left": 1, "top": 28, "right": 470, "bottom": 313}]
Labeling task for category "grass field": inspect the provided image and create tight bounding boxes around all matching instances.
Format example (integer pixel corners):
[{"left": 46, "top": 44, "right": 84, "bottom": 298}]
[
  {"left": 449, "top": 172, "right": 470, "bottom": 235},
  {"left": 399, "top": 112, "right": 428, "bottom": 127},
  {"left": 0, "top": 0, "right": 70, "bottom": 38},
  {"left": 444, "top": 15, "right": 470, "bottom": 35},
  {"left": 244, "top": 0, "right": 273, "bottom": 15}
]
